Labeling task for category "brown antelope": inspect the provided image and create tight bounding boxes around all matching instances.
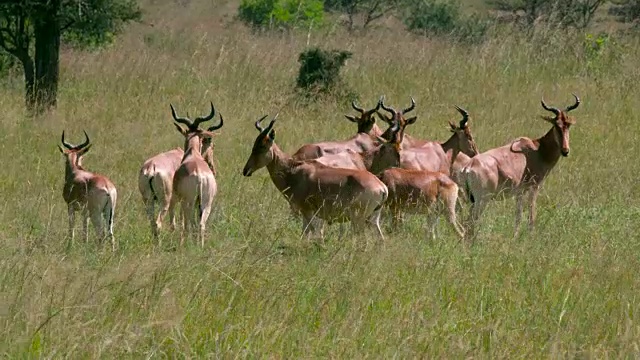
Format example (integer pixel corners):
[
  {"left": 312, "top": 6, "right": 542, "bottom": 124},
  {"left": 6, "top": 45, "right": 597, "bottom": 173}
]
[
  {"left": 360, "top": 121, "right": 466, "bottom": 239},
  {"left": 58, "top": 131, "right": 117, "bottom": 250},
  {"left": 394, "top": 106, "right": 479, "bottom": 176},
  {"left": 292, "top": 97, "right": 392, "bottom": 161},
  {"left": 462, "top": 94, "right": 580, "bottom": 241},
  {"left": 138, "top": 115, "right": 221, "bottom": 240},
  {"left": 376, "top": 96, "right": 419, "bottom": 147},
  {"left": 169, "top": 102, "right": 223, "bottom": 247},
  {"left": 138, "top": 148, "right": 184, "bottom": 239},
  {"left": 242, "top": 115, "right": 388, "bottom": 241}
]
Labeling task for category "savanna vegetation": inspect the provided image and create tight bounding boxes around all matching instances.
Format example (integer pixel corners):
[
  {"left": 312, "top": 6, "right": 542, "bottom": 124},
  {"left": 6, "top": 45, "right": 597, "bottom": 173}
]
[{"left": 1, "top": 0, "right": 640, "bottom": 357}]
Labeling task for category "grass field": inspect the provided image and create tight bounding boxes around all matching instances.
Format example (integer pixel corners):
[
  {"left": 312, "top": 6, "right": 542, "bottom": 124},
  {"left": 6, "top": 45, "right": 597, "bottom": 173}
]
[{"left": 2, "top": 0, "right": 640, "bottom": 357}]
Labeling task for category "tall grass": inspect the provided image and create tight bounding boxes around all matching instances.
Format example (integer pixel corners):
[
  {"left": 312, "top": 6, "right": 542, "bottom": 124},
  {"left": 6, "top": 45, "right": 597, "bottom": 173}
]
[{"left": 1, "top": 0, "right": 640, "bottom": 357}]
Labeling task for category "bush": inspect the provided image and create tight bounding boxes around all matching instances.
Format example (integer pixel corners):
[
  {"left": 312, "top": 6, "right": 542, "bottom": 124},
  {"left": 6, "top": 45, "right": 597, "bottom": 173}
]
[
  {"left": 295, "top": 47, "right": 356, "bottom": 103},
  {"left": 404, "top": 0, "right": 489, "bottom": 43},
  {"left": 238, "top": 0, "right": 324, "bottom": 30}
]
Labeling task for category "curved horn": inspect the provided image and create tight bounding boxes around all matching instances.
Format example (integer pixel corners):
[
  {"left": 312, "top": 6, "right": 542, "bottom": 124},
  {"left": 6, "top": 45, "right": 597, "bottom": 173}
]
[
  {"left": 402, "top": 96, "right": 416, "bottom": 114},
  {"left": 77, "top": 130, "right": 91, "bottom": 149},
  {"left": 565, "top": 93, "right": 580, "bottom": 112},
  {"left": 193, "top": 101, "right": 216, "bottom": 128},
  {"left": 170, "top": 104, "right": 192, "bottom": 127},
  {"left": 380, "top": 96, "right": 396, "bottom": 116},
  {"left": 254, "top": 115, "right": 269, "bottom": 132},
  {"left": 455, "top": 105, "right": 469, "bottom": 127},
  {"left": 351, "top": 100, "right": 364, "bottom": 114},
  {"left": 262, "top": 115, "right": 277, "bottom": 136},
  {"left": 60, "top": 130, "right": 74, "bottom": 150},
  {"left": 540, "top": 97, "right": 560, "bottom": 116},
  {"left": 208, "top": 113, "right": 224, "bottom": 131}
]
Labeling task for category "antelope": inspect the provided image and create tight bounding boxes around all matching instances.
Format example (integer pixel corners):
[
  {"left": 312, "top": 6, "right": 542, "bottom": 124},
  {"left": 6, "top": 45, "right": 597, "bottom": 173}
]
[
  {"left": 376, "top": 96, "right": 419, "bottom": 147},
  {"left": 393, "top": 106, "right": 479, "bottom": 177},
  {"left": 242, "top": 115, "right": 388, "bottom": 241},
  {"left": 292, "top": 97, "right": 392, "bottom": 161},
  {"left": 138, "top": 148, "right": 184, "bottom": 239},
  {"left": 58, "top": 131, "right": 118, "bottom": 251},
  {"left": 169, "top": 102, "right": 223, "bottom": 247},
  {"left": 462, "top": 94, "right": 580, "bottom": 241},
  {"left": 357, "top": 120, "right": 466, "bottom": 239},
  {"left": 138, "top": 115, "right": 221, "bottom": 241}
]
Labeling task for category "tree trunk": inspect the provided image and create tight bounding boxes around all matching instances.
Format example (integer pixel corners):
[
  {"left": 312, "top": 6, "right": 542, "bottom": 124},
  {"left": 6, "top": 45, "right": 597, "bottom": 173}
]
[
  {"left": 33, "top": 0, "right": 61, "bottom": 114},
  {"left": 20, "top": 55, "right": 36, "bottom": 112}
]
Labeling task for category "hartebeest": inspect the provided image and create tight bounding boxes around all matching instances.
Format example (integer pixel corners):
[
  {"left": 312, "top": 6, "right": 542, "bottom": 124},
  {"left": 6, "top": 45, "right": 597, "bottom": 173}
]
[
  {"left": 242, "top": 115, "right": 388, "bottom": 240},
  {"left": 138, "top": 113, "right": 221, "bottom": 240},
  {"left": 359, "top": 121, "right": 466, "bottom": 239},
  {"left": 138, "top": 148, "right": 184, "bottom": 239},
  {"left": 169, "top": 102, "right": 223, "bottom": 247},
  {"left": 394, "top": 106, "right": 479, "bottom": 176},
  {"left": 376, "top": 96, "right": 419, "bottom": 147},
  {"left": 462, "top": 94, "right": 580, "bottom": 241},
  {"left": 292, "top": 97, "right": 391, "bottom": 161},
  {"left": 58, "top": 131, "right": 118, "bottom": 250}
]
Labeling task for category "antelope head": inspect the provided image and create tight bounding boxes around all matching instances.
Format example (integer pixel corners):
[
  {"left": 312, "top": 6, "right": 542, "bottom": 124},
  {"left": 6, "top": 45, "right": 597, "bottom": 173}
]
[
  {"left": 370, "top": 120, "right": 402, "bottom": 174},
  {"left": 378, "top": 96, "right": 417, "bottom": 134},
  {"left": 540, "top": 94, "right": 580, "bottom": 157},
  {"left": 345, "top": 96, "right": 383, "bottom": 134},
  {"left": 242, "top": 114, "right": 278, "bottom": 177},
  {"left": 448, "top": 105, "right": 479, "bottom": 157},
  {"left": 58, "top": 130, "right": 92, "bottom": 169},
  {"left": 170, "top": 101, "right": 222, "bottom": 153}
]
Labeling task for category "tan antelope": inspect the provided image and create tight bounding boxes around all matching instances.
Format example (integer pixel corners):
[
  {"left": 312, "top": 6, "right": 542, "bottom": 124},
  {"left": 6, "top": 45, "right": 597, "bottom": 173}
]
[
  {"left": 138, "top": 114, "right": 221, "bottom": 240},
  {"left": 138, "top": 148, "right": 184, "bottom": 239},
  {"left": 356, "top": 121, "right": 466, "bottom": 239},
  {"left": 169, "top": 102, "right": 223, "bottom": 247},
  {"left": 462, "top": 94, "right": 580, "bottom": 241},
  {"left": 376, "top": 96, "right": 419, "bottom": 147},
  {"left": 393, "top": 106, "right": 479, "bottom": 176},
  {"left": 242, "top": 115, "right": 388, "bottom": 240},
  {"left": 292, "top": 97, "right": 394, "bottom": 161},
  {"left": 58, "top": 131, "right": 118, "bottom": 251}
]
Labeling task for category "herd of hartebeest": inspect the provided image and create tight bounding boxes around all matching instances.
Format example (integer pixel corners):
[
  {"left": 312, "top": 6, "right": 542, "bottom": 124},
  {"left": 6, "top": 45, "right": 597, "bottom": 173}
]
[{"left": 58, "top": 94, "right": 580, "bottom": 250}]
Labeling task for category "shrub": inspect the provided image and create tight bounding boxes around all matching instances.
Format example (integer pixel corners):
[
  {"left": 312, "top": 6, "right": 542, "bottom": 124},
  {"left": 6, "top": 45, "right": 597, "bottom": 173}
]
[
  {"left": 296, "top": 48, "right": 352, "bottom": 93},
  {"left": 238, "top": 0, "right": 324, "bottom": 30},
  {"left": 404, "top": 0, "right": 490, "bottom": 43}
]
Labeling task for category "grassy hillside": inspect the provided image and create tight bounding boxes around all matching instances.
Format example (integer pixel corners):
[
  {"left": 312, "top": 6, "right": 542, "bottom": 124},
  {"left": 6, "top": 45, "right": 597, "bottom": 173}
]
[{"left": 1, "top": 0, "right": 640, "bottom": 357}]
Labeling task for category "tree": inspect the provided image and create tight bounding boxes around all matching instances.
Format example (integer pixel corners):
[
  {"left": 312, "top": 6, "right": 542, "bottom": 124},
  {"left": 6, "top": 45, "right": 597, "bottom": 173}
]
[
  {"left": 608, "top": 0, "right": 640, "bottom": 24},
  {"left": 486, "top": 0, "right": 605, "bottom": 30},
  {"left": 324, "top": 0, "right": 399, "bottom": 32},
  {"left": 0, "top": 0, "right": 141, "bottom": 115}
]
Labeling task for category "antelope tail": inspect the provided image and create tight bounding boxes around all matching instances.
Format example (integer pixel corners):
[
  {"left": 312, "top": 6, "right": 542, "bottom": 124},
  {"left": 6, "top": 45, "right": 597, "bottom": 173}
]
[
  {"left": 465, "top": 178, "right": 475, "bottom": 204},
  {"left": 148, "top": 165, "right": 158, "bottom": 201},
  {"left": 197, "top": 181, "right": 204, "bottom": 220}
]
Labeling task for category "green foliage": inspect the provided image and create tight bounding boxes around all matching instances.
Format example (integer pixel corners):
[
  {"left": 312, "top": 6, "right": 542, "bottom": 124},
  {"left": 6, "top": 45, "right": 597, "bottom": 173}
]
[
  {"left": 324, "top": 0, "right": 400, "bottom": 31},
  {"left": 582, "top": 32, "right": 621, "bottom": 75},
  {"left": 0, "top": 52, "right": 16, "bottom": 77},
  {"left": 61, "top": 0, "right": 142, "bottom": 49},
  {"left": 486, "top": 0, "right": 605, "bottom": 29},
  {"left": 404, "top": 0, "right": 490, "bottom": 43},
  {"left": 608, "top": 0, "right": 640, "bottom": 24},
  {"left": 296, "top": 47, "right": 352, "bottom": 97},
  {"left": 238, "top": 0, "right": 324, "bottom": 30}
]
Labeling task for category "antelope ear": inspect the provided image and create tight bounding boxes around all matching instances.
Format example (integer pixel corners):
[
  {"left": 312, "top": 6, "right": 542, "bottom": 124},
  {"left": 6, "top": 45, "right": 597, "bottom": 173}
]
[
  {"left": 78, "top": 144, "right": 92, "bottom": 155},
  {"left": 57, "top": 145, "right": 65, "bottom": 153},
  {"left": 405, "top": 116, "right": 417, "bottom": 125},
  {"left": 345, "top": 115, "right": 358, "bottom": 123},
  {"left": 448, "top": 121, "right": 457, "bottom": 131},
  {"left": 173, "top": 122, "right": 188, "bottom": 136},
  {"left": 268, "top": 129, "right": 276, "bottom": 140},
  {"left": 375, "top": 135, "right": 388, "bottom": 144},
  {"left": 540, "top": 115, "right": 556, "bottom": 123},
  {"left": 376, "top": 112, "right": 392, "bottom": 124}
]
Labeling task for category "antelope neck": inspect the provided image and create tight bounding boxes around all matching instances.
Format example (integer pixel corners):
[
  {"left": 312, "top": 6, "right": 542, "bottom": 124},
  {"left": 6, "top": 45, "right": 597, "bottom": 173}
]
[
  {"left": 537, "top": 126, "right": 563, "bottom": 164},
  {"left": 265, "top": 143, "right": 297, "bottom": 193}
]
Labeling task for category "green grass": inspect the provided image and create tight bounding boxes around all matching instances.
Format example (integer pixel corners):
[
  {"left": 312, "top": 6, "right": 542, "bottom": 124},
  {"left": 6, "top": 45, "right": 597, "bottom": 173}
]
[{"left": 1, "top": 0, "right": 640, "bottom": 357}]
